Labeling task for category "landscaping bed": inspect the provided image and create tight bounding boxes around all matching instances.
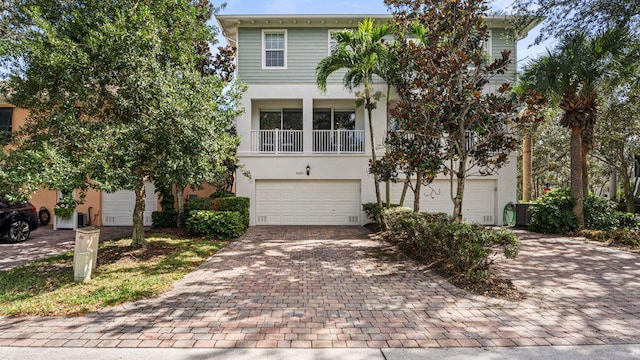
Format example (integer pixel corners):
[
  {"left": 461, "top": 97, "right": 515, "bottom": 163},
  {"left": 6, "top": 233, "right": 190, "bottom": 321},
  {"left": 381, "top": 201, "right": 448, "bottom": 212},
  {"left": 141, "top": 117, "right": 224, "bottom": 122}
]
[
  {"left": 575, "top": 229, "right": 640, "bottom": 253},
  {"left": 368, "top": 233, "right": 523, "bottom": 301},
  {"left": 0, "top": 232, "right": 226, "bottom": 316},
  {"left": 372, "top": 207, "right": 524, "bottom": 301}
]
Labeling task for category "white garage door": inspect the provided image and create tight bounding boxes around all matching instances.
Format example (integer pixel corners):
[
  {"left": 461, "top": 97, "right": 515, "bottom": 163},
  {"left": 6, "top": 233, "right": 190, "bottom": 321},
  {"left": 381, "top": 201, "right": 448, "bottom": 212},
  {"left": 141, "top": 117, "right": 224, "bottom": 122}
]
[
  {"left": 102, "top": 182, "right": 157, "bottom": 226},
  {"left": 390, "top": 179, "right": 496, "bottom": 224},
  {"left": 255, "top": 180, "right": 361, "bottom": 225}
]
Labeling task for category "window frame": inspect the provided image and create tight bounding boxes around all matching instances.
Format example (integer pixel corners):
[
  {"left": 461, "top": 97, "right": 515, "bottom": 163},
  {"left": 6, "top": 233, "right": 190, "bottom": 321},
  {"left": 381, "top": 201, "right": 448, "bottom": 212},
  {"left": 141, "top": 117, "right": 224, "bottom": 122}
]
[
  {"left": 0, "top": 107, "right": 13, "bottom": 145},
  {"left": 313, "top": 108, "right": 356, "bottom": 130},
  {"left": 485, "top": 29, "right": 492, "bottom": 57},
  {"left": 259, "top": 108, "right": 303, "bottom": 130},
  {"left": 262, "top": 29, "right": 287, "bottom": 70}
]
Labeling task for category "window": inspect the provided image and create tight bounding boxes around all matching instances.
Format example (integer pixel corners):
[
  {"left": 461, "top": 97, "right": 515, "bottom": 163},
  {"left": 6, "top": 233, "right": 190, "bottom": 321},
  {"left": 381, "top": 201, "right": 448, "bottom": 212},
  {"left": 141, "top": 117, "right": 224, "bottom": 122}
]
[
  {"left": 0, "top": 107, "right": 12, "bottom": 144},
  {"left": 263, "top": 30, "right": 286, "bottom": 69},
  {"left": 260, "top": 109, "right": 302, "bottom": 130},
  {"left": 484, "top": 30, "right": 492, "bottom": 57},
  {"left": 313, "top": 109, "right": 355, "bottom": 130}
]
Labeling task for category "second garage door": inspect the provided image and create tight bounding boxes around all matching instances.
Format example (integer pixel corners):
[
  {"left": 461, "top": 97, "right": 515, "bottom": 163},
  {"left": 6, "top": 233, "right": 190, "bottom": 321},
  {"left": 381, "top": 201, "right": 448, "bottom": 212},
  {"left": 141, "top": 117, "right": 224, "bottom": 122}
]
[
  {"left": 390, "top": 179, "right": 496, "bottom": 224},
  {"left": 102, "top": 182, "right": 157, "bottom": 226},
  {"left": 255, "top": 180, "right": 361, "bottom": 225}
]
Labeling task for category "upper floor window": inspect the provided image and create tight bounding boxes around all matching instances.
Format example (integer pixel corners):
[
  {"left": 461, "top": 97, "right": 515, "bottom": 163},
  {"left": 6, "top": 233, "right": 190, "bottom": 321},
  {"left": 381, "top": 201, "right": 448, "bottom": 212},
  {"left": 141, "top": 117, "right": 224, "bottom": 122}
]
[
  {"left": 484, "top": 30, "right": 492, "bottom": 57},
  {"left": 263, "top": 30, "right": 287, "bottom": 69},
  {"left": 0, "top": 107, "right": 13, "bottom": 144},
  {"left": 313, "top": 109, "right": 355, "bottom": 130},
  {"left": 260, "top": 109, "right": 302, "bottom": 130}
]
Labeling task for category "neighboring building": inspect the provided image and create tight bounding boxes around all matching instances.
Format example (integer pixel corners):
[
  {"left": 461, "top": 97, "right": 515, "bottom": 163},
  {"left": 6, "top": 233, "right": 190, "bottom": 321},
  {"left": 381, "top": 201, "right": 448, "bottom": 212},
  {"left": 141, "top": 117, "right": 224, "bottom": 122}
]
[
  {"left": 216, "top": 14, "right": 541, "bottom": 226},
  {"left": 0, "top": 100, "right": 214, "bottom": 227}
]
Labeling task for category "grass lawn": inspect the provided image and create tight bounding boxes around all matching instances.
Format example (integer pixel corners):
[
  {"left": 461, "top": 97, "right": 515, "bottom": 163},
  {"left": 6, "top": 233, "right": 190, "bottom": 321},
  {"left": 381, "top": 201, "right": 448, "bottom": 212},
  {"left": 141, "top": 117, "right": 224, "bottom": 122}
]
[{"left": 0, "top": 233, "right": 225, "bottom": 316}]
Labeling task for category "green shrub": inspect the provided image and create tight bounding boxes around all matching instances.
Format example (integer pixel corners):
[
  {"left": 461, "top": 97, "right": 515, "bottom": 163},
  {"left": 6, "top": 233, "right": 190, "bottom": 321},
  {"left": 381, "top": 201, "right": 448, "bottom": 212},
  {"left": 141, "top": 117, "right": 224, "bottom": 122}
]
[
  {"left": 213, "top": 197, "right": 250, "bottom": 230},
  {"left": 530, "top": 188, "right": 639, "bottom": 234},
  {"left": 385, "top": 211, "right": 519, "bottom": 283},
  {"left": 187, "top": 197, "right": 214, "bottom": 211},
  {"left": 210, "top": 190, "right": 235, "bottom": 199},
  {"left": 614, "top": 211, "right": 640, "bottom": 229},
  {"left": 186, "top": 211, "right": 244, "bottom": 239},
  {"left": 151, "top": 211, "right": 177, "bottom": 228},
  {"left": 362, "top": 202, "right": 400, "bottom": 225},
  {"left": 584, "top": 195, "right": 618, "bottom": 231},
  {"left": 529, "top": 188, "right": 578, "bottom": 234}
]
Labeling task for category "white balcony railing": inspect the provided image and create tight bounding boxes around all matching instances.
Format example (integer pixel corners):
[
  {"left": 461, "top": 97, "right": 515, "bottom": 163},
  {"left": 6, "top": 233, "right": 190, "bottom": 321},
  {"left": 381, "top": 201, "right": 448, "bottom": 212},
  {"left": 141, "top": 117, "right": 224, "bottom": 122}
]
[
  {"left": 250, "top": 129, "right": 303, "bottom": 153},
  {"left": 249, "top": 129, "right": 365, "bottom": 154},
  {"left": 313, "top": 130, "right": 365, "bottom": 153}
]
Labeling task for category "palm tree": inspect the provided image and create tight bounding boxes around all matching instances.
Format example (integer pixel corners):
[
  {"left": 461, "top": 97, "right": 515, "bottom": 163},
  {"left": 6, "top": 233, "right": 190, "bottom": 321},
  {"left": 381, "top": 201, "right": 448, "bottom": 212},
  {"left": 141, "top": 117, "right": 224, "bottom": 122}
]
[
  {"left": 316, "top": 18, "right": 389, "bottom": 207},
  {"left": 521, "top": 27, "right": 629, "bottom": 228}
]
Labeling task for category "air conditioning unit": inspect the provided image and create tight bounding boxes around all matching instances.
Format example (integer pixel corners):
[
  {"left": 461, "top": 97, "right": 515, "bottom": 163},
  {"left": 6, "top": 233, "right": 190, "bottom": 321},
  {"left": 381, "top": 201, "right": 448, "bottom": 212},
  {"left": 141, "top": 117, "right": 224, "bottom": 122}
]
[
  {"left": 515, "top": 203, "right": 534, "bottom": 227},
  {"left": 77, "top": 212, "right": 88, "bottom": 228}
]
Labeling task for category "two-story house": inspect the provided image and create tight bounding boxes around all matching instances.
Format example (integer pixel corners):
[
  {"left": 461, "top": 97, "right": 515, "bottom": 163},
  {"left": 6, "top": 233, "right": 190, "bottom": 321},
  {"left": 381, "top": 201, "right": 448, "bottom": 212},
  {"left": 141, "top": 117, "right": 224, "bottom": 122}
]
[{"left": 217, "top": 14, "right": 540, "bottom": 227}]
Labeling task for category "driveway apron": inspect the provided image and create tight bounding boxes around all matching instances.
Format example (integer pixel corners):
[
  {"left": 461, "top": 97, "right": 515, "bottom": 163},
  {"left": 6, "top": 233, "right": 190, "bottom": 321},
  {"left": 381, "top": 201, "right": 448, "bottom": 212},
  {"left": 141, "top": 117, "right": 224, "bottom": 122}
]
[{"left": 0, "top": 226, "right": 638, "bottom": 349}]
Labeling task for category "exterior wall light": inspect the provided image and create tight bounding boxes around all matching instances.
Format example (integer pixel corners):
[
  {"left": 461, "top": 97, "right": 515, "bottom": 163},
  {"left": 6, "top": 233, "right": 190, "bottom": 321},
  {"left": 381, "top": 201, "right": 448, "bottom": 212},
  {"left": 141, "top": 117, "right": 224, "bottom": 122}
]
[{"left": 306, "top": 164, "right": 311, "bottom": 176}]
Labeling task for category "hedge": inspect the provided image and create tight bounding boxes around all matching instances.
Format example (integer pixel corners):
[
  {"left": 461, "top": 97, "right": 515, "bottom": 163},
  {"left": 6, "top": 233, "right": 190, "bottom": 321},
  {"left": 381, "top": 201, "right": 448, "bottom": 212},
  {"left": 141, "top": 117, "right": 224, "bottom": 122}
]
[
  {"left": 212, "top": 196, "right": 250, "bottom": 230},
  {"left": 151, "top": 210, "right": 177, "bottom": 228},
  {"left": 186, "top": 211, "right": 244, "bottom": 239},
  {"left": 530, "top": 188, "right": 640, "bottom": 234},
  {"left": 187, "top": 197, "right": 214, "bottom": 211}
]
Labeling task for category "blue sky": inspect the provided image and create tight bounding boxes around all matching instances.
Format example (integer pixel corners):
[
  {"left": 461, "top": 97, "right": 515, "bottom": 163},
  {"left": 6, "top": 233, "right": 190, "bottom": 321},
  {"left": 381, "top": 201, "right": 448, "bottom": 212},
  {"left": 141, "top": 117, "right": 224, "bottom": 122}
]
[{"left": 216, "top": 0, "right": 552, "bottom": 69}]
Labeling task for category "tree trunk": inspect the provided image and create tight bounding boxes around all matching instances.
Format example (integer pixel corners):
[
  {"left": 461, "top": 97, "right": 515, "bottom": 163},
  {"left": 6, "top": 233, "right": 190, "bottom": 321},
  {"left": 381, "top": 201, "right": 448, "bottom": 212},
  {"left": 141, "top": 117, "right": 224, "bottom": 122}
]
[
  {"left": 621, "top": 171, "right": 635, "bottom": 213},
  {"left": 399, "top": 174, "right": 410, "bottom": 207},
  {"left": 364, "top": 82, "right": 381, "bottom": 207},
  {"left": 176, "top": 185, "right": 186, "bottom": 228},
  {"left": 618, "top": 156, "right": 635, "bottom": 213},
  {"left": 413, "top": 171, "right": 422, "bottom": 212},
  {"left": 131, "top": 181, "right": 147, "bottom": 248},
  {"left": 522, "top": 131, "right": 532, "bottom": 202},
  {"left": 385, "top": 84, "right": 391, "bottom": 207},
  {"left": 582, "top": 147, "right": 589, "bottom": 197},
  {"left": 609, "top": 170, "right": 617, "bottom": 202},
  {"left": 570, "top": 126, "right": 584, "bottom": 229},
  {"left": 452, "top": 175, "right": 465, "bottom": 223}
]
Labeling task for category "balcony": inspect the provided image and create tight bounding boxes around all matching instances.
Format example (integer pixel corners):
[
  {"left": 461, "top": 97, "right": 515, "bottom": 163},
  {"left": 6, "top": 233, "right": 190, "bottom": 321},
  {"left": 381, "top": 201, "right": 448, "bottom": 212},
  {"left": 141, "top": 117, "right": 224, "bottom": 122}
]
[
  {"left": 249, "top": 129, "right": 365, "bottom": 154},
  {"left": 313, "top": 130, "right": 364, "bottom": 154},
  {"left": 251, "top": 129, "right": 303, "bottom": 153}
]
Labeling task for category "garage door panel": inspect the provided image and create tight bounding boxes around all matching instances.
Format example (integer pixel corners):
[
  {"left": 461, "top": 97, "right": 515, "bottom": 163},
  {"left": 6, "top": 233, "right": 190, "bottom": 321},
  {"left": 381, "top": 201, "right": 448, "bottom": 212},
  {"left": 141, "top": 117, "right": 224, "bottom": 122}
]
[
  {"left": 256, "top": 180, "right": 361, "bottom": 225},
  {"left": 102, "top": 182, "right": 157, "bottom": 226},
  {"left": 390, "top": 179, "right": 495, "bottom": 225}
]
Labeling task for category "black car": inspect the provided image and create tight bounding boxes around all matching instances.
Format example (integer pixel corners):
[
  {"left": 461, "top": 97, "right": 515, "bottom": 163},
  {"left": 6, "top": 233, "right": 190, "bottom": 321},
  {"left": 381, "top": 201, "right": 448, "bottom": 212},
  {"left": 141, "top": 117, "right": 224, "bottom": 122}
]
[{"left": 0, "top": 199, "right": 39, "bottom": 243}]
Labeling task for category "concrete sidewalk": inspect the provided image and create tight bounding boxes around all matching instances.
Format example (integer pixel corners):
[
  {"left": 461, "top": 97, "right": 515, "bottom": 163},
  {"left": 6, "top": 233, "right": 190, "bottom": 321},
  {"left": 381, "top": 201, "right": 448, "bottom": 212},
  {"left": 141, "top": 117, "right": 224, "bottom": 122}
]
[{"left": 1, "top": 345, "right": 639, "bottom": 359}]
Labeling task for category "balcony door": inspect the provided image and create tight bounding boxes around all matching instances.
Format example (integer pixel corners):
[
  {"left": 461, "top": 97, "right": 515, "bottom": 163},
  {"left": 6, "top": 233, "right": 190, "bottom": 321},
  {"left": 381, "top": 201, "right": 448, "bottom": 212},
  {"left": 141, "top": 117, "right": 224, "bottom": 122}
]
[
  {"left": 313, "top": 109, "right": 359, "bottom": 153},
  {"left": 259, "top": 109, "right": 302, "bottom": 152}
]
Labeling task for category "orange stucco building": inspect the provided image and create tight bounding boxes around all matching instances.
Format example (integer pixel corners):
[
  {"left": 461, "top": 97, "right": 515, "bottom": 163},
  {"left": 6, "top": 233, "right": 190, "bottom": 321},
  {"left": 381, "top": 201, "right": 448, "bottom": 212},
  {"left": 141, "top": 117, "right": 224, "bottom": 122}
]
[{"left": 1, "top": 101, "right": 218, "bottom": 227}]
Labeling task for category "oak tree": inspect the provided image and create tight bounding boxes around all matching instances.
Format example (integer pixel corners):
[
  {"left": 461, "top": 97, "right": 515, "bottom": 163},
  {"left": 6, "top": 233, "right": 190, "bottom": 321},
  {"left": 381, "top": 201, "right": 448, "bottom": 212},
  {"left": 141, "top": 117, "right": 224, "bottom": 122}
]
[{"left": 0, "top": 0, "right": 241, "bottom": 247}]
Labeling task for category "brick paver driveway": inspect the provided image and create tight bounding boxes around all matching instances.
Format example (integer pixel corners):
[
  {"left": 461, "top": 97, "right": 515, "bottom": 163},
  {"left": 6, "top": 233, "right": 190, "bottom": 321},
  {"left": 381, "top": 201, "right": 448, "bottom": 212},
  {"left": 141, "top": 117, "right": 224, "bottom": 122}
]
[
  {"left": 0, "top": 226, "right": 133, "bottom": 271},
  {"left": 0, "top": 226, "right": 639, "bottom": 348}
]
